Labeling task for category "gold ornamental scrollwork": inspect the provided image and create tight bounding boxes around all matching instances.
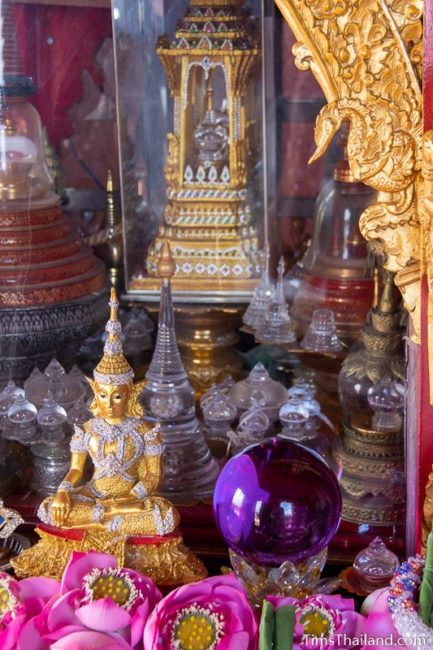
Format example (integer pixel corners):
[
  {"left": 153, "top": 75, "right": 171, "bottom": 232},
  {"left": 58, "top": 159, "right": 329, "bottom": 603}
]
[
  {"left": 421, "top": 130, "right": 433, "bottom": 403},
  {"left": 274, "top": 0, "right": 423, "bottom": 342}
]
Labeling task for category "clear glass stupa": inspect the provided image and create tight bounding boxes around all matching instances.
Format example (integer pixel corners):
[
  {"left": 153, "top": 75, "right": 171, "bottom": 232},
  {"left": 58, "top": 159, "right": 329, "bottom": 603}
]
[
  {"left": 286, "top": 384, "right": 334, "bottom": 436},
  {"left": 200, "top": 383, "right": 222, "bottom": 412},
  {"left": 228, "top": 362, "right": 288, "bottom": 423},
  {"left": 66, "top": 396, "right": 92, "bottom": 429},
  {"left": 256, "top": 257, "right": 296, "bottom": 344},
  {"left": 218, "top": 376, "right": 235, "bottom": 396},
  {"left": 141, "top": 241, "right": 219, "bottom": 504},
  {"left": 37, "top": 393, "right": 67, "bottom": 444},
  {"left": 0, "top": 380, "right": 25, "bottom": 439},
  {"left": 24, "top": 359, "right": 85, "bottom": 412},
  {"left": 69, "top": 365, "right": 93, "bottom": 402},
  {"left": 301, "top": 308, "right": 343, "bottom": 353},
  {"left": 353, "top": 537, "right": 399, "bottom": 592},
  {"left": 122, "top": 308, "right": 153, "bottom": 356},
  {"left": 280, "top": 386, "right": 334, "bottom": 463},
  {"left": 203, "top": 392, "right": 236, "bottom": 440},
  {"left": 278, "top": 408, "right": 308, "bottom": 441},
  {"left": 228, "top": 405, "right": 270, "bottom": 454},
  {"left": 367, "top": 379, "right": 405, "bottom": 433},
  {"left": 242, "top": 246, "right": 274, "bottom": 330},
  {"left": 7, "top": 394, "right": 37, "bottom": 443}
]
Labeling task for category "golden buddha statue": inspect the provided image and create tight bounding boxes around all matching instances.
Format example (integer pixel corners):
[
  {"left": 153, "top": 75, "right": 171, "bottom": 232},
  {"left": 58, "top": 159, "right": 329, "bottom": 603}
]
[{"left": 12, "top": 289, "right": 207, "bottom": 586}]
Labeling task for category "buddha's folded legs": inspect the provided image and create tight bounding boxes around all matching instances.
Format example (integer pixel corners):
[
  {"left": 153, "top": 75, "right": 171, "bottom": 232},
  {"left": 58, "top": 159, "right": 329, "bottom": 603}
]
[{"left": 38, "top": 493, "right": 179, "bottom": 537}]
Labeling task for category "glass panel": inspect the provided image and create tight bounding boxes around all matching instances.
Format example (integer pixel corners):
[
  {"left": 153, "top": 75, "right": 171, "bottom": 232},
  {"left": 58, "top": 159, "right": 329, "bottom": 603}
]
[
  {"left": 113, "top": 0, "right": 266, "bottom": 302},
  {"left": 6, "top": 0, "right": 408, "bottom": 558}
]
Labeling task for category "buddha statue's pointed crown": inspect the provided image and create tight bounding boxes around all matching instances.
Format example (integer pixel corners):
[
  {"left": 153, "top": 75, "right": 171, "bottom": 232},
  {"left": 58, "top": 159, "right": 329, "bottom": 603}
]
[{"left": 93, "top": 288, "right": 134, "bottom": 385}]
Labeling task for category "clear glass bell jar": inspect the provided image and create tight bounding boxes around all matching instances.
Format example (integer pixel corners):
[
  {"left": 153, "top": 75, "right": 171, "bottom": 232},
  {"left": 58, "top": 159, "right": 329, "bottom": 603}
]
[
  {"left": 112, "top": 0, "right": 377, "bottom": 305},
  {"left": 112, "top": 0, "right": 266, "bottom": 302},
  {"left": 111, "top": 0, "right": 335, "bottom": 304}
]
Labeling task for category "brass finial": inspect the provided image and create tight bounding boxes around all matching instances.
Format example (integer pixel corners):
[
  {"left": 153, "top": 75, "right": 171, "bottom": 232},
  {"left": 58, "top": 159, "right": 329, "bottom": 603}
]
[
  {"left": 157, "top": 240, "right": 176, "bottom": 279},
  {"left": 377, "top": 269, "right": 396, "bottom": 315},
  {"left": 373, "top": 265, "right": 380, "bottom": 309},
  {"left": 368, "top": 266, "right": 401, "bottom": 336},
  {"left": 106, "top": 169, "right": 113, "bottom": 192},
  {"left": 106, "top": 169, "right": 116, "bottom": 229}
]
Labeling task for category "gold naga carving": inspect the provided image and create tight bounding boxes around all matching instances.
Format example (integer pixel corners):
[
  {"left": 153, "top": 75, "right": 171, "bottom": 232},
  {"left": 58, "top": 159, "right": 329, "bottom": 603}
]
[
  {"left": 422, "top": 131, "right": 433, "bottom": 402},
  {"left": 274, "top": 0, "right": 424, "bottom": 345}
]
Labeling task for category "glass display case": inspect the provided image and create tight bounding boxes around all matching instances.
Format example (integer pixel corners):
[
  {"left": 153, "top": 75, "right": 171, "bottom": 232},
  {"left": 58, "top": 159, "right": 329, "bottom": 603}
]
[
  {"left": 112, "top": 0, "right": 264, "bottom": 301},
  {"left": 1, "top": 6, "right": 433, "bottom": 648},
  {"left": 111, "top": 0, "right": 334, "bottom": 303},
  {"left": 0, "top": 0, "right": 423, "bottom": 563}
]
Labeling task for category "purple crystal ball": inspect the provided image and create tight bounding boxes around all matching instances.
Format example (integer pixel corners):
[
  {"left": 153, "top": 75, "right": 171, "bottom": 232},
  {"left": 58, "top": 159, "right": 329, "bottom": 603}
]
[{"left": 213, "top": 437, "right": 342, "bottom": 566}]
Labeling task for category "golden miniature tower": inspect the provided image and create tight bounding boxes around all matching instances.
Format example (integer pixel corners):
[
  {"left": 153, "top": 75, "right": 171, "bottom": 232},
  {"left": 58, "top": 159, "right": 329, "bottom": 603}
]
[{"left": 133, "top": 0, "right": 261, "bottom": 299}]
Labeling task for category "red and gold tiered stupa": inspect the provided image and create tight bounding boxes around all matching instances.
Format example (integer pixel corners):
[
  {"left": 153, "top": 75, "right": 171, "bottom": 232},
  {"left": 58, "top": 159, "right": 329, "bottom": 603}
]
[
  {"left": 0, "top": 0, "right": 106, "bottom": 382},
  {"left": 0, "top": 203, "right": 105, "bottom": 307}
]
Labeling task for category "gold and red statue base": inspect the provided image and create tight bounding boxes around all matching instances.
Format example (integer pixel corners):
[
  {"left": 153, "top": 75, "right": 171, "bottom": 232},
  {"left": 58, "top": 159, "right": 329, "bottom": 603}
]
[{"left": 12, "top": 524, "right": 207, "bottom": 587}]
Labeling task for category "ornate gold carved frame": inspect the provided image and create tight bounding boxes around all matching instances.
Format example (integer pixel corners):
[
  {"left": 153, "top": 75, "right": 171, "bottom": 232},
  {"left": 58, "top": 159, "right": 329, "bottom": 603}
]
[{"left": 274, "top": 0, "right": 430, "bottom": 388}]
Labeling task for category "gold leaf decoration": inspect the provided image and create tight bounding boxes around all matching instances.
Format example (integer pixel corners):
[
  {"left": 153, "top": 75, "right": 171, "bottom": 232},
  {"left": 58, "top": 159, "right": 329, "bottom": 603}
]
[{"left": 274, "top": 0, "right": 422, "bottom": 343}]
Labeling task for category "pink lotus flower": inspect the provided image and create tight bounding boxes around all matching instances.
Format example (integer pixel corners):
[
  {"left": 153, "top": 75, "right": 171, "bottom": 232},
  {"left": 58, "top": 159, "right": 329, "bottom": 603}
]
[
  {"left": 0, "top": 572, "right": 59, "bottom": 650},
  {"left": 143, "top": 573, "right": 258, "bottom": 649},
  {"left": 48, "top": 630, "right": 133, "bottom": 649},
  {"left": 267, "top": 594, "right": 365, "bottom": 649},
  {"left": 20, "top": 551, "right": 161, "bottom": 650},
  {"left": 360, "top": 589, "right": 401, "bottom": 649}
]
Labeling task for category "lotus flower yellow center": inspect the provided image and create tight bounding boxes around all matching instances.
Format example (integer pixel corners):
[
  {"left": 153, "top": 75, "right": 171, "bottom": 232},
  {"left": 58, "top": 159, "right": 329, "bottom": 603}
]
[
  {"left": 0, "top": 577, "right": 18, "bottom": 619},
  {"left": 299, "top": 605, "right": 335, "bottom": 638},
  {"left": 83, "top": 568, "right": 138, "bottom": 611},
  {"left": 172, "top": 605, "right": 224, "bottom": 650}
]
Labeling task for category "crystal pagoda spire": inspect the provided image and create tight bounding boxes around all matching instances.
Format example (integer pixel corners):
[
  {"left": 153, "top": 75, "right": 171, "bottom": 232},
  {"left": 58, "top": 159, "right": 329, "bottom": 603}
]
[
  {"left": 256, "top": 256, "right": 296, "bottom": 343},
  {"left": 146, "top": 243, "right": 186, "bottom": 387},
  {"left": 242, "top": 245, "right": 274, "bottom": 329},
  {"left": 141, "top": 240, "right": 219, "bottom": 504}
]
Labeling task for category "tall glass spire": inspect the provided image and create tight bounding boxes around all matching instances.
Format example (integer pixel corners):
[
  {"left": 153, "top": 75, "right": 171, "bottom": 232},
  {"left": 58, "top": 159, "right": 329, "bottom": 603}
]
[
  {"left": 146, "top": 241, "right": 187, "bottom": 386},
  {"left": 141, "top": 240, "right": 219, "bottom": 503}
]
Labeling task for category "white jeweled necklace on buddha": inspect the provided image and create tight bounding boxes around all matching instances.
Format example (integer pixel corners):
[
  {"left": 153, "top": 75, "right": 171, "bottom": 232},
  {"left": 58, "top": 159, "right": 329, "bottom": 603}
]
[{"left": 89, "top": 418, "right": 159, "bottom": 483}]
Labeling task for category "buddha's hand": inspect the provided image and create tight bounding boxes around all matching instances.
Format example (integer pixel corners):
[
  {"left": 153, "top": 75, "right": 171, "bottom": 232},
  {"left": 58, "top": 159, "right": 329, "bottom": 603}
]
[{"left": 51, "top": 490, "right": 71, "bottom": 527}]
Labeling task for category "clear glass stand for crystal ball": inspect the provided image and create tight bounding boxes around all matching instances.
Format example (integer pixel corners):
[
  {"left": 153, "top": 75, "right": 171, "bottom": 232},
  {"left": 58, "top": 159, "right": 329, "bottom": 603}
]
[{"left": 229, "top": 548, "right": 330, "bottom": 604}]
